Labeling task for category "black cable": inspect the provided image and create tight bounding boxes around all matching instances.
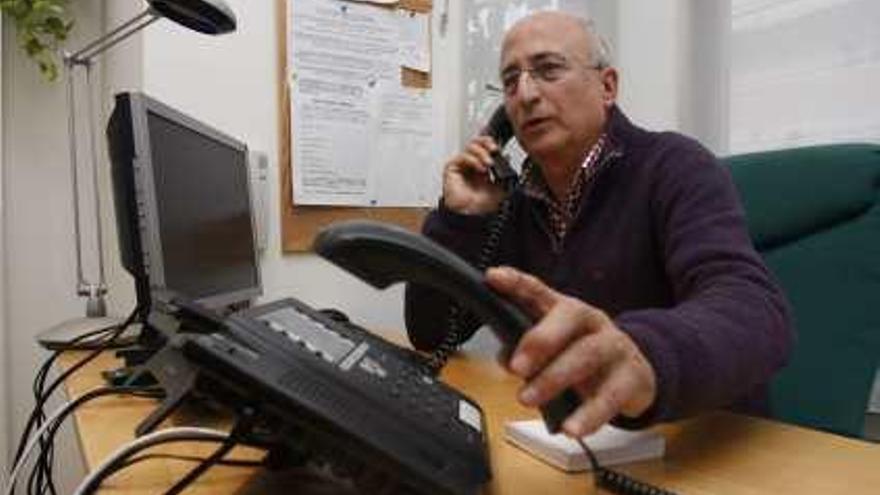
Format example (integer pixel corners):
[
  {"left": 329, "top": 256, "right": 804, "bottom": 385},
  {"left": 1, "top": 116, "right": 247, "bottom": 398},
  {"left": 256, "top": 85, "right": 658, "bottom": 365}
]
[
  {"left": 14, "top": 325, "right": 117, "bottom": 469},
  {"left": 31, "top": 353, "right": 164, "bottom": 495},
  {"left": 32, "top": 323, "right": 132, "bottom": 495},
  {"left": 10, "top": 307, "right": 140, "bottom": 495},
  {"left": 6, "top": 385, "right": 160, "bottom": 495},
  {"left": 28, "top": 386, "right": 164, "bottom": 495},
  {"left": 12, "top": 329, "right": 117, "bottom": 495},
  {"left": 161, "top": 414, "right": 254, "bottom": 495},
  {"left": 426, "top": 181, "right": 521, "bottom": 375},
  {"left": 24, "top": 386, "right": 163, "bottom": 495},
  {"left": 575, "top": 438, "right": 677, "bottom": 495},
  {"left": 60, "top": 451, "right": 261, "bottom": 495},
  {"left": 76, "top": 434, "right": 233, "bottom": 495}
]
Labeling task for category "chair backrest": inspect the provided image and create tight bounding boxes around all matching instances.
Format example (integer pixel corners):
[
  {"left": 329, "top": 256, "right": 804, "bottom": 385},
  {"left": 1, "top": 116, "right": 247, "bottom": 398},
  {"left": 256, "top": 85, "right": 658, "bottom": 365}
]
[{"left": 724, "top": 143, "right": 880, "bottom": 438}]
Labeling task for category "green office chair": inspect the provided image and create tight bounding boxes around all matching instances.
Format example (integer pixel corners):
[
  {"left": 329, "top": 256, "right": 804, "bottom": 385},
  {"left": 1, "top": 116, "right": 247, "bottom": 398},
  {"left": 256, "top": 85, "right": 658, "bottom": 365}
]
[{"left": 725, "top": 143, "right": 880, "bottom": 439}]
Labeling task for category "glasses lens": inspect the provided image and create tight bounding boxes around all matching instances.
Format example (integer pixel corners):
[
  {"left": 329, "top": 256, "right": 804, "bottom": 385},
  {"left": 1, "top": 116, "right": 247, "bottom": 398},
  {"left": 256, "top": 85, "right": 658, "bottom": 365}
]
[
  {"left": 501, "top": 70, "right": 521, "bottom": 94},
  {"left": 533, "top": 60, "right": 568, "bottom": 82}
]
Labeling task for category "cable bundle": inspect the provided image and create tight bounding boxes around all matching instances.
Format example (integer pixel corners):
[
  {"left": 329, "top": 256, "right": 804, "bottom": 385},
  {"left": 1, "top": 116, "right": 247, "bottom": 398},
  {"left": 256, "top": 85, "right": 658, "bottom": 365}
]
[
  {"left": 3, "top": 306, "right": 269, "bottom": 495},
  {"left": 6, "top": 308, "right": 141, "bottom": 495}
]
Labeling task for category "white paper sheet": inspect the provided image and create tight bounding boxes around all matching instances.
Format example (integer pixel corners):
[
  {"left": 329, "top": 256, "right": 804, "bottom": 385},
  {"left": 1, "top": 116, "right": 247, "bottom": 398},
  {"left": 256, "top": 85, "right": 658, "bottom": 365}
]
[
  {"left": 289, "top": 0, "right": 437, "bottom": 207},
  {"left": 397, "top": 10, "right": 431, "bottom": 73},
  {"left": 505, "top": 420, "right": 665, "bottom": 472},
  {"left": 290, "top": 0, "right": 401, "bottom": 205},
  {"left": 342, "top": 0, "right": 400, "bottom": 6},
  {"left": 369, "top": 85, "right": 435, "bottom": 206}
]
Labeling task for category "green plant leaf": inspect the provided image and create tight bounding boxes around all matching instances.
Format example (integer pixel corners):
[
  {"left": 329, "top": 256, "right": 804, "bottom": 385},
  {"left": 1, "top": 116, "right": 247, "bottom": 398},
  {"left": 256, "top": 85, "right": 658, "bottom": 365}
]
[{"left": 2, "top": 0, "right": 73, "bottom": 82}]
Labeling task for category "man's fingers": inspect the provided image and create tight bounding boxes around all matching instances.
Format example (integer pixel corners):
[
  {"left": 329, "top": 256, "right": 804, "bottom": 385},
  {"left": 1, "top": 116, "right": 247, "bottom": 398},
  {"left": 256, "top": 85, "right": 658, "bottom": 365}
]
[
  {"left": 561, "top": 364, "right": 641, "bottom": 437},
  {"left": 508, "top": 299, "right": 594, "bottom": 378},
  {"left": 488, "top": 266, "right": 610, "bottom": 378},
  {"left": 485, "top": 266, "right": 560, "bottom": 318},
  {"left": 517, "top": 330, "right": 623, "bottom": 406},
  {"left": 450, "top": 151, "right": 489, "bottom": 175},
  {"left": 465, "top": 137, "right": 498, "bottom": 167}
]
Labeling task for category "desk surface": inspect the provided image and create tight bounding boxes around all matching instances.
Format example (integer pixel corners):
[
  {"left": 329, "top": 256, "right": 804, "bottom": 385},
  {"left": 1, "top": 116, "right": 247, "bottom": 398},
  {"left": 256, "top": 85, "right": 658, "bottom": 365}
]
[{"left": 62, "top": 347, "right": 880, "bottom": 494}]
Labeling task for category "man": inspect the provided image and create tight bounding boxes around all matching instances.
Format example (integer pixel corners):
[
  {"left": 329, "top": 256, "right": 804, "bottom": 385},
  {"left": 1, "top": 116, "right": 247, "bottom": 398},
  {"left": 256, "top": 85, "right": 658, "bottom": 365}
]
[{"left": 405, "top": 11, "right": 794, "bottom": 437}]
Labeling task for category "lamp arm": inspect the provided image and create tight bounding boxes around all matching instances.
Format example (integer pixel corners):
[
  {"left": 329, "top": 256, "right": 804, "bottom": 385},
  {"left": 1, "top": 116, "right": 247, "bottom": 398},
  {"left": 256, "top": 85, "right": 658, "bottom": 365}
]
[
  {"left": 85, "top": 62, "right": 107, "bottom": 290},
  {"left": 64, "top": 55, "right": 86, "bottom": 292},
  {"left": 63, "top": 8, "right": 160, "bottom": 314},
  {"left": 67, "top": 9, "right": 160, "bottom": 65}
]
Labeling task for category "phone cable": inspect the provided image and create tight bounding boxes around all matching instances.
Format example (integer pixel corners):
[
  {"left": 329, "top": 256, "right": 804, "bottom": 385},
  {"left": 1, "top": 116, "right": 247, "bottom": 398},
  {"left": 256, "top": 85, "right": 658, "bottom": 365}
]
[
  {"left": 426, "top": 163, "right": 528, "bottom": 375},
  {"left": 576, "top": 438, "right": 677, "bottom": 495}
]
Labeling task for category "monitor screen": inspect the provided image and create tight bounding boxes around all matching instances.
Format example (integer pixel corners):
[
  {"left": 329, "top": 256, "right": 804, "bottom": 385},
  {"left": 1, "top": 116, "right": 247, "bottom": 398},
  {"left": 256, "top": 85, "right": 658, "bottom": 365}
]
[{"left": 107, "top": 92, "right": 261, "bottom": 313}]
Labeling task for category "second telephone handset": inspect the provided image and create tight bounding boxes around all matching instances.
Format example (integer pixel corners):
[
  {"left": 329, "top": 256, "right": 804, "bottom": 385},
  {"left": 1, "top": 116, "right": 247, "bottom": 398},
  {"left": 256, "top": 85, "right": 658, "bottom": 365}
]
[{"left": 314, "top": 221, "right": 582, "bottom": 434}]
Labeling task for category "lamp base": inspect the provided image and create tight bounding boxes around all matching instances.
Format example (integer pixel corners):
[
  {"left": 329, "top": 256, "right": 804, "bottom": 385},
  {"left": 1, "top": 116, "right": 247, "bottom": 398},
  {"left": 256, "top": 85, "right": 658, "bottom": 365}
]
[{"left": 37, "top": 316, "right": 141, "bottom": 351}]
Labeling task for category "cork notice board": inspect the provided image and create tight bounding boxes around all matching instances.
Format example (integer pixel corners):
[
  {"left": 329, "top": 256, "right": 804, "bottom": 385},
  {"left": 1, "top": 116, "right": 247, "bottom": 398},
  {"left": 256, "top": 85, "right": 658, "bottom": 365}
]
[{"left": 277, "top": 0, "right": 434, "bottom": 252}]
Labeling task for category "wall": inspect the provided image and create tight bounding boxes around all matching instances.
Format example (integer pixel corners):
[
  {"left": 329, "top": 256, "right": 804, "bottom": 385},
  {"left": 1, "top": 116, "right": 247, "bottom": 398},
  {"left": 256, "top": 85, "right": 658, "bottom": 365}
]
[
  {"left": 687, "top": 0, "right": 731, "bottom": 154},
  {"left": 2, "top": 0, "right": 104, "bottom": 490},
  {"left": 0, "top": 9, "right": 7, "bottom": 482},
  {"left": 600, "top": 0, "right": 730, "bottom": 153},
  {"left": 729, "top": 0, "right": 880, "bottom": 153}
]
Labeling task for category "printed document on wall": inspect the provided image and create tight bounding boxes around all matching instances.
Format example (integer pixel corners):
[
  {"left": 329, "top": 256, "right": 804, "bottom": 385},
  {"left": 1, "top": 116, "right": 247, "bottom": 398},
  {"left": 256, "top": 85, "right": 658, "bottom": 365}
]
[
  {"left": 397, "top": 10, "right": 431, "bottom": 73},
  {"left": 370, "top": 85, "right": 435, "bottom": 206},
  {"left": 288, "top": 0, "right": 437, "bottom": 207}
]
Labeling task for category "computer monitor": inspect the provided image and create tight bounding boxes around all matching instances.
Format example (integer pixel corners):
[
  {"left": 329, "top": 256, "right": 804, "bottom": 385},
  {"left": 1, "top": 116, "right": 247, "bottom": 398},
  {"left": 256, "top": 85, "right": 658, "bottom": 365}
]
[{"left": 107, "top": 91, "right": 261, "bottom": 317}]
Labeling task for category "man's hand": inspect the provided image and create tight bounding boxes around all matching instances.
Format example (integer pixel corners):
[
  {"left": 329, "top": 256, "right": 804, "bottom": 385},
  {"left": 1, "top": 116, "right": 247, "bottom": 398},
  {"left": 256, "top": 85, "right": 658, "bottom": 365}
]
[
  {"left": 485, "top": 266, "right": 657, "bottom": 437},
  {"left": 442, "top": 136, "right": 507, "bottom": 215}
]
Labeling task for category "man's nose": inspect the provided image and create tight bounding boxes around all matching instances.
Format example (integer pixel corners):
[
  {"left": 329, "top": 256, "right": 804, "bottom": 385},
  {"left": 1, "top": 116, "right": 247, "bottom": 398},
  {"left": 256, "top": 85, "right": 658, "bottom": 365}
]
[
  {"left": 516, "top": 71, "right": 541, "bottom": 102},
  {"left": 508, "top": 71, "right": 541, "bottom": 108}
]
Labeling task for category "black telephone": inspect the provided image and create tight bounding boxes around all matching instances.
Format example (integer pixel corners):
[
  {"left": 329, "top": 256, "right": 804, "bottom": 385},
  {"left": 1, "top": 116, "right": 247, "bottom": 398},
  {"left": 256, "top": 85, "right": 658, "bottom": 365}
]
[
  {"left": 313, "top": 220, "right": 582, "bottom": 434},
  {"left": 141, "top": 295, "right": 491, "bottom": 495}
]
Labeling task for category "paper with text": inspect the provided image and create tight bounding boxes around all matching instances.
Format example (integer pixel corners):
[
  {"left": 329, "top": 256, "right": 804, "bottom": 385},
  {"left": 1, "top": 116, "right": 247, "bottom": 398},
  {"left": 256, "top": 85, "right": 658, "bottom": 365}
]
[
  {"left": 397, "top": 10, "right": 431, "bottom": 73},
  {"left": 342, "top": 0, "right": 400, "bottom": 6},
  {"left": 290, "top": 0, "right": 436, "bottom": 206}
]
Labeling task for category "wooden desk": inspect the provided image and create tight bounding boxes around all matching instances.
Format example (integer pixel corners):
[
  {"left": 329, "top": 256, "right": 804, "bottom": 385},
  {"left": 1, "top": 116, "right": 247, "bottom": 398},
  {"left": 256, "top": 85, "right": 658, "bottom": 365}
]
[{"left": 62, "top": 349, "right": 880, "bottom": 494}]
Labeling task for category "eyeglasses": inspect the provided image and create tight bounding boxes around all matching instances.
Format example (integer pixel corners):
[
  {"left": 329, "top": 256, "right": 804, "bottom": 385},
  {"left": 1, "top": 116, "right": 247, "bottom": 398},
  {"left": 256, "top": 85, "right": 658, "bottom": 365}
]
[{"left": 498, "top": 55, "right": 601, "bottom": 96}]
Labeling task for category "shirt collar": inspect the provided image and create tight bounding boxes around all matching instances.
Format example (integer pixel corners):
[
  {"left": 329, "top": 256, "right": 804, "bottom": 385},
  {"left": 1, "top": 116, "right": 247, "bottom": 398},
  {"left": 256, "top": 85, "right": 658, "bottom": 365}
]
[{"left": 522, "top": 133, "right": 608, "bottom": 205}]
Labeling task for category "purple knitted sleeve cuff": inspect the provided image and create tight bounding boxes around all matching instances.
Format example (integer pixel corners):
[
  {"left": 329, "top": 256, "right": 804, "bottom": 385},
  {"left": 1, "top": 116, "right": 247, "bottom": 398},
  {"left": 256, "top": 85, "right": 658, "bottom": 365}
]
[{"left": 611, "top": 312, "right": 681, "bottom": 429}]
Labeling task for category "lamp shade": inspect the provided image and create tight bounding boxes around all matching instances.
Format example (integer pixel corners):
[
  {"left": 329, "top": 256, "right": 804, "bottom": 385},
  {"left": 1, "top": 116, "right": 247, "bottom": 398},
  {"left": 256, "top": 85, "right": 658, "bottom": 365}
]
[{"left": 148, "top": 0, "right": 237, "bottom": 35}]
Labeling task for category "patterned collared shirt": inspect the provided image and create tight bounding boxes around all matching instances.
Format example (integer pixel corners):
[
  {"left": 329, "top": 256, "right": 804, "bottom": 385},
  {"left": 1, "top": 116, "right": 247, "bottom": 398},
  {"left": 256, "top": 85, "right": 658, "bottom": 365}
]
[{"left": 522, "top": 134, "right": 608, "bottom": 248}]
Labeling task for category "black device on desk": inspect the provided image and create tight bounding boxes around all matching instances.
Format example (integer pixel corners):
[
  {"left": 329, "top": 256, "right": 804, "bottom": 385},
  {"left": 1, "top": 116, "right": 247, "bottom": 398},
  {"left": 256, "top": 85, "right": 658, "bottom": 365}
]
[
  {"left": 106, "top": 90, "right": 261, "bottom": 370},
  {"left": 107, "top": 91, "right": 261, "bottom": 327},
  {"left": 142, "top": 296, "right": 490, "bottom": 495},
  {"left": 314, "top": 220, "right": 582, "bottom": 434}
]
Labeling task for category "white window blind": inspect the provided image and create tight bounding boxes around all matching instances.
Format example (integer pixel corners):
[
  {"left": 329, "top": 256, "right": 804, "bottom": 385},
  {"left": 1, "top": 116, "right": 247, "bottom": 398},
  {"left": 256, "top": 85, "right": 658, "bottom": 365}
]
[{"left": 730, "top": 0, "right": 880, "bottom": 153}]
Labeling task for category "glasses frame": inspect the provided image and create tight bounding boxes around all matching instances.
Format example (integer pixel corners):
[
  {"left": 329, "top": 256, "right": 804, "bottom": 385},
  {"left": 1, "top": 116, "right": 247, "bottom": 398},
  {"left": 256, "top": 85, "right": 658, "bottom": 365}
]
[{"left": 496, "top": 54, "right": 605, "bottom": 97}]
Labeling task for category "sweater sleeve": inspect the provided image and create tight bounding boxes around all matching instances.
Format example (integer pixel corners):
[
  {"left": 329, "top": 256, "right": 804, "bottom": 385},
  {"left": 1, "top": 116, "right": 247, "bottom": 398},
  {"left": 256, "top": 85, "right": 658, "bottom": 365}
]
[
  {"left": 403, "top": 201, "right": 494, "bottom": 350},
  {"left": 613, "top": 137, "right": 795, "bottom": 427}
]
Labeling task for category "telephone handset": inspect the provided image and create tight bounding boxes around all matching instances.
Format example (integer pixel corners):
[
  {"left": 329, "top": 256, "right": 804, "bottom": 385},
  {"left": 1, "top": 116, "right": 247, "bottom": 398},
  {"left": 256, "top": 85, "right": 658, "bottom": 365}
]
[
  {"left": 314, "top": 220, "right": 581, "bottom": 434},
  {"left": 482, "top": 105, "right": 519, "bottom": 191}
]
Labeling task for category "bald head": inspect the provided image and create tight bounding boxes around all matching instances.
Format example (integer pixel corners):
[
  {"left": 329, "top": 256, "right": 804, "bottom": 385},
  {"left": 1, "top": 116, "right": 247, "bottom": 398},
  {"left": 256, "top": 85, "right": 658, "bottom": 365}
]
[{"left": 502, "top": 11, "right": 612, "bottom": 70}]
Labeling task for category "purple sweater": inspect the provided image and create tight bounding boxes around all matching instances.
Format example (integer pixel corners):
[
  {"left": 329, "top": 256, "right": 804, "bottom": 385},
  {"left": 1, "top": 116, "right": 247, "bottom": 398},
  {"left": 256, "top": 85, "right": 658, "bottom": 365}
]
[{"left": 404, "top": 107, "right": 794, "bottom": 427}]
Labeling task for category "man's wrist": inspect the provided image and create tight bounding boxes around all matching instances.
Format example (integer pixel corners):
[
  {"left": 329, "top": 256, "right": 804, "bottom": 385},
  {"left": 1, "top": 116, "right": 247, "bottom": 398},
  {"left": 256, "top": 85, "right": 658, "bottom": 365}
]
[{"left": 438, "top": 198, "right": 496, "bottom": 226}]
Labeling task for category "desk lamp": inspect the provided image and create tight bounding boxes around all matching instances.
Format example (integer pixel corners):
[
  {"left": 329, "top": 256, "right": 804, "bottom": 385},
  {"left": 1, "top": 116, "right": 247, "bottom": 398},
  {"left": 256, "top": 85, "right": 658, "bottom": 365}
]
[{"left": 39, "top": 0, "right": 236, "bottom": 348}]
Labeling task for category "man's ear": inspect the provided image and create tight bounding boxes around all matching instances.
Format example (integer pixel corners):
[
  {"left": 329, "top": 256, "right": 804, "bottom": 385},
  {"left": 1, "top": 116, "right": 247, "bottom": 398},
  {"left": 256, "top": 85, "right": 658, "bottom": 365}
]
[{"left": 600, "top": 67, "right": 618, "bottom": 108}]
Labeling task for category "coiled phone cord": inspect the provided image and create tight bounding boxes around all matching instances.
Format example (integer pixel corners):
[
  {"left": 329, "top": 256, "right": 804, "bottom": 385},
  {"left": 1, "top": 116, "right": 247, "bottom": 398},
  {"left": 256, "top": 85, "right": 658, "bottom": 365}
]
[
  {"left": 576, "top": 438, "right": 678, "bottom": 495},
  {"left": 425, "top": 176, "right": 519, "bottom": 375}
]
